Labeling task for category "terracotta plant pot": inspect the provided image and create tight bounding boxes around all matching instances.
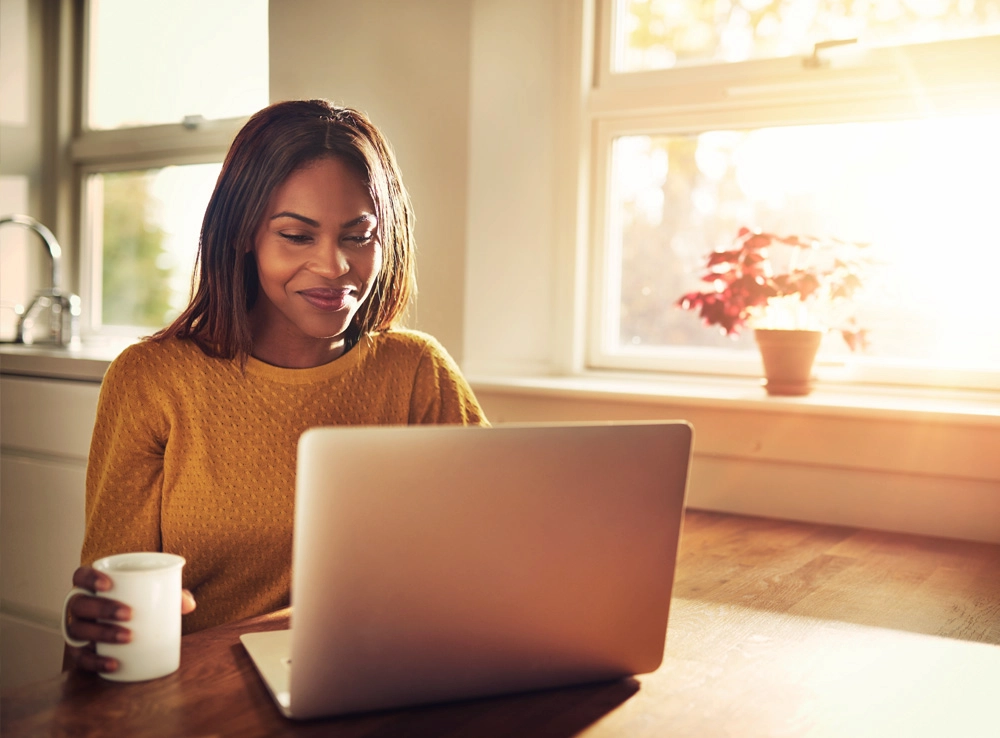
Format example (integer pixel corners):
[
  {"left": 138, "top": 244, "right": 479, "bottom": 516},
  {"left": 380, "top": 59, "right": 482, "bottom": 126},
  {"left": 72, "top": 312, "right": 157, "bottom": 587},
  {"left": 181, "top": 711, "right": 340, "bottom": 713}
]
[{"left": 753, "top": 329, "right": 823, "bottom": 396}]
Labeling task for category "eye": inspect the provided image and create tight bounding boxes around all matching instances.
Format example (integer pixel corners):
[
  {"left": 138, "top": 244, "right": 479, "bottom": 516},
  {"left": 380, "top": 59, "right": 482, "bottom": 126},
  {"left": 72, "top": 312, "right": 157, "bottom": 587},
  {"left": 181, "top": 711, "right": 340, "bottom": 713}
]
[
  {"left": 279, "top": 232, "right": 312, "bottom": 244},
  {"left": 344, "top": 231, "right": 375, "bottom": 247}
]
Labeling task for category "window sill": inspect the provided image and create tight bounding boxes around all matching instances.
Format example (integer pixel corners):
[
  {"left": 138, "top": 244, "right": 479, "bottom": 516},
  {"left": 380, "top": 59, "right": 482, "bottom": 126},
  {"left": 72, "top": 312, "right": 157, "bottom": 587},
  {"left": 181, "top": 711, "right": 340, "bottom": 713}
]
[{"left": 468, "top": 371, "right": 1000, "bottom": 428}]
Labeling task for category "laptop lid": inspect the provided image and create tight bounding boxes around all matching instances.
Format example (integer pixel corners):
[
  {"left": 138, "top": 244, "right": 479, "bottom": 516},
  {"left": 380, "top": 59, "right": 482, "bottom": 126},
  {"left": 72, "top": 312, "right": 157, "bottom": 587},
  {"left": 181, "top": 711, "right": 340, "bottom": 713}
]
[{"left": 243, "top": 421, "right": 692, "bottom": 719}]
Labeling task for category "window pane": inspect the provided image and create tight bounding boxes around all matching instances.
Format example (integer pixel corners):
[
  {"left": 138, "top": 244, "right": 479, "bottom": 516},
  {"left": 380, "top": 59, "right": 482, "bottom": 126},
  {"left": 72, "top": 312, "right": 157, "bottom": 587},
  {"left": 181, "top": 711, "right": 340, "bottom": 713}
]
[
  {"left": 608, "top": 114, "right": 1000, "bottom": 369},
  {"left": 86, "top": 0, "right": 268, "bottom": 129},
  {"left": 92, "top": 164, "right": 218, "bottom": 329},
  {"left": 615, "top": 0, "right": 1000, "bottom": 71}
]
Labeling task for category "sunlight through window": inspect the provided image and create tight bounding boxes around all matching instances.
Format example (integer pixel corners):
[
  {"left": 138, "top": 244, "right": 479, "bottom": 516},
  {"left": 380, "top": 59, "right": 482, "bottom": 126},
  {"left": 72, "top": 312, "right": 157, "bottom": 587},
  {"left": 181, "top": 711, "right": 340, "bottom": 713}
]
[
  {"left": 615, "top": 0, "right": 1000, "bottom": 71},
  {"left": 609, "top": 114, "right": 1000, "bottom": 368}
]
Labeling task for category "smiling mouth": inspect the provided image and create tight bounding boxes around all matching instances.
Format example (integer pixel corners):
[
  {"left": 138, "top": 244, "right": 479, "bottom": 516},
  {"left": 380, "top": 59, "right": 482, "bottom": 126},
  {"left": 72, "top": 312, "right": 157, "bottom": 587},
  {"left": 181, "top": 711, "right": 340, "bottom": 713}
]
[{"left": 298, "top": 288, "right": 353, "bottom": 312}]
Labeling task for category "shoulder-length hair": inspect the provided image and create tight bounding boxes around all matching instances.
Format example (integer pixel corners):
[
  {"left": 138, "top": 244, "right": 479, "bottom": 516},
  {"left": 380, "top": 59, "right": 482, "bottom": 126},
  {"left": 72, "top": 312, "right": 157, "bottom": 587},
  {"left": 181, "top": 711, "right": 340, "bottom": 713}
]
[{"left": 154, "top": 99, "right": 416, "bottom": 360}]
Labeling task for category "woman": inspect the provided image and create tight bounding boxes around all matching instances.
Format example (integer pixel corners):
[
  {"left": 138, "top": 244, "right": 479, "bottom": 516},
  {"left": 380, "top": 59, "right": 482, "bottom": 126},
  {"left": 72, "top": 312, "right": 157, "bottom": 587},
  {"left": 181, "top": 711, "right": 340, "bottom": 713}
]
[{"left": 64, "top": 100, "right": 488, "bottom": 674}]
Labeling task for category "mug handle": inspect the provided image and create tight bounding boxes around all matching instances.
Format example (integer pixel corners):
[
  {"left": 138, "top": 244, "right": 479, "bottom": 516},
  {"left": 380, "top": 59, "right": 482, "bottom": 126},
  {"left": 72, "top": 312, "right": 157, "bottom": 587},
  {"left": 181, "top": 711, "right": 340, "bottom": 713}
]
[{"left": 61, "top": 587, "right": 95, "bottom": 648}]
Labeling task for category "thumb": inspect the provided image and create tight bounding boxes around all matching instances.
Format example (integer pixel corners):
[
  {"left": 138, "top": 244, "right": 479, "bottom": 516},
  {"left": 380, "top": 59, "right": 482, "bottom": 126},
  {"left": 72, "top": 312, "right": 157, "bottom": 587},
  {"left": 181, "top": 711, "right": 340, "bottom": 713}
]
[{"left": 181, "top": 589, "right": 197, "bottom": 615}]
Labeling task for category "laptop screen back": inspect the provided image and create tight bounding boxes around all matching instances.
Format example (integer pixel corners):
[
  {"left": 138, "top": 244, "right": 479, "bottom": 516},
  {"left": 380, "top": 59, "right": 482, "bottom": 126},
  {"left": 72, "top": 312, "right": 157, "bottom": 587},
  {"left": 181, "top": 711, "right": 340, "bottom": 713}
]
[{"left": 287, "top": 421, "right": 692, "bottom": 718}]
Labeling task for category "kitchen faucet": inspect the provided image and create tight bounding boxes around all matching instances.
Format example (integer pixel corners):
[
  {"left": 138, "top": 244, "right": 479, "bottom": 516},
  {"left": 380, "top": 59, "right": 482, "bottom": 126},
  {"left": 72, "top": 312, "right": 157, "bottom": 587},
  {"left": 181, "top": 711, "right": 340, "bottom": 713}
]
[{"left": 0, "top": 214, "right": 81, "bottom": 346}]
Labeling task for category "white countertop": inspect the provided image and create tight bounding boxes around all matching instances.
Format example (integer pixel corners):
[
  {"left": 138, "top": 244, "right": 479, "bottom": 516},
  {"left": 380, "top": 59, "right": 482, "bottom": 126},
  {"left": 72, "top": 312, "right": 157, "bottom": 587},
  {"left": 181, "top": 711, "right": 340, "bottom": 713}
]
[{"left": 0, "top": 339, "right": 135, "bottom": 382}]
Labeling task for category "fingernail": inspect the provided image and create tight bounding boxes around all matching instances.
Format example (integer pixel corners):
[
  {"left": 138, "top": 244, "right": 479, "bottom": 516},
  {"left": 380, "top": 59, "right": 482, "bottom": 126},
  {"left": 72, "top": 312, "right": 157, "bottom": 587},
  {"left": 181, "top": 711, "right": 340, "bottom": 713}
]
[
  {"left": 115, "top": 606, "right": 131, "bottom": 620},
  {"left": 103, "top": 658, "right": 119, "bottom": 672},
  {"left": 115, "top": 630, "right": 131, "bottom": 644},
  {"left": 95, "top": 578, "right": 112, "bottom": 592}
]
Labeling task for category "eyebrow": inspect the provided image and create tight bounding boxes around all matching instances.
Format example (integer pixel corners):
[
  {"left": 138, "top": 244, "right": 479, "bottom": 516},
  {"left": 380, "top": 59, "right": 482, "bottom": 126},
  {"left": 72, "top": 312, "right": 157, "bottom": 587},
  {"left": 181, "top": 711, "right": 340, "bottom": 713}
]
[{"left": 269, "top": 212, "right": 376, "bottom": 229}]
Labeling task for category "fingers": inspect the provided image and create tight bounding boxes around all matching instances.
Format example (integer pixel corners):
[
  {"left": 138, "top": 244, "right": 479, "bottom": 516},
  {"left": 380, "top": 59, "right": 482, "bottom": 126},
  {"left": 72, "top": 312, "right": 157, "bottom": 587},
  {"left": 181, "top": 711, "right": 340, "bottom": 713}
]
[
  {"left": 66, "top": 591, "right": 132, "bottom": 646},
  {"left": 66, "top": 644, "right": 120, "bottom": 674},
  {"left": 68, "top": 590, "right": 131, "bottom": 623},
  {"left": 72, "top": 566, "right": 113, "bottom": 593},
  {"left": 66, "top": 614, "right": 132, "bottom": 646},
  {"left": 181, "top": 589, "right": 197, "bottom": 615}
]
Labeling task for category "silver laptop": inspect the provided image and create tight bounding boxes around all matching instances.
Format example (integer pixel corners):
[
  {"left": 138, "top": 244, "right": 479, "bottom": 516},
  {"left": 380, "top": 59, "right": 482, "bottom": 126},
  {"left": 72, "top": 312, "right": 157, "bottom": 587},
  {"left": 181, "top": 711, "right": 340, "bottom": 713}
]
[{"left": 241, "top": 421, "right": 692, "bottom": 720}]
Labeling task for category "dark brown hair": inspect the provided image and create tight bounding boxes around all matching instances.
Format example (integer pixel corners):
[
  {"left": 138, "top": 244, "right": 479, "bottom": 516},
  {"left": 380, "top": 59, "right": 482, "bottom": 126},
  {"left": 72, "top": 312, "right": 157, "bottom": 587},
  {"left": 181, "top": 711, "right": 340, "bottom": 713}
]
[{"left": 154, "top": 99, "right": 416, "bottom": 360}]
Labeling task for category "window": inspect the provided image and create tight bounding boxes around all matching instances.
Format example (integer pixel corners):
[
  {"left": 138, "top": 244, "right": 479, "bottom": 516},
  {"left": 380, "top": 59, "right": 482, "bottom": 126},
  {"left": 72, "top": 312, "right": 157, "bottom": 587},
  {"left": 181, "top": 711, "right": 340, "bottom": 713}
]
[
  {"left": 75, "top": 0, "right": 268, "bottom": 334},
  {"left": 84, "top": 165, "right": 221, "bottom": 329},
  {"left": 588, "top": 0, "right": 1000, "bottom": 390}
]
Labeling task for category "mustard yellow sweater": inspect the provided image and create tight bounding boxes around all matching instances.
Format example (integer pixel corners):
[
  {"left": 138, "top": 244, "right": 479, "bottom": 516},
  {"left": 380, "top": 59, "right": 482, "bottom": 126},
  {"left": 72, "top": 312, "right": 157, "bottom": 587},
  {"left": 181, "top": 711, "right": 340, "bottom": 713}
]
[{"left": 83, "top": 331, "right": 487, "bottom": 633}]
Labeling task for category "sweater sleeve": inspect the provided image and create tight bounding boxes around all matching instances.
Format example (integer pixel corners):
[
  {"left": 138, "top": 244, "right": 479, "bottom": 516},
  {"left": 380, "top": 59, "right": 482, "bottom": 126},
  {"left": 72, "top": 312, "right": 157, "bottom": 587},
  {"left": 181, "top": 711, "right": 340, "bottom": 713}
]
[
  {"left": 408, "top": 335, "right": 489, "bottom": 426},
  {"left": 82, "top": 345, "right": 168, "bottom": 565}
]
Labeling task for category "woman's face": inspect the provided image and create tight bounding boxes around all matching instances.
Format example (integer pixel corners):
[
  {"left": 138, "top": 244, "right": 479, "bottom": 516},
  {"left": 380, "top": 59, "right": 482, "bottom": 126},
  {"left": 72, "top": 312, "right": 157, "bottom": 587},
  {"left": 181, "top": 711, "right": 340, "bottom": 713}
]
[{"left": 249, "top": 157, "right": 382, "bottom": 366}]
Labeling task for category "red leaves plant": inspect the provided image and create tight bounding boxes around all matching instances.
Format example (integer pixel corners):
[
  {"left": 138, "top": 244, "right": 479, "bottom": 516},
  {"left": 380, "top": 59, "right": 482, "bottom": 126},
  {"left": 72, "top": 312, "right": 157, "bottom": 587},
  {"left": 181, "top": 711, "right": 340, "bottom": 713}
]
[{"left": 677, "top": 227, "right": 871, "bottom": 351}]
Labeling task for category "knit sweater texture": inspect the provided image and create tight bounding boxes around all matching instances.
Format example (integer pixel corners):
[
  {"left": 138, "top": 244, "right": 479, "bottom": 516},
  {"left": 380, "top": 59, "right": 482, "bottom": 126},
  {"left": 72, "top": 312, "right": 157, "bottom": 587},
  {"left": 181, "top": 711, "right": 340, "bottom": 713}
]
[{"left": 83, "top": 330, "right": 487, "bottom": 633}]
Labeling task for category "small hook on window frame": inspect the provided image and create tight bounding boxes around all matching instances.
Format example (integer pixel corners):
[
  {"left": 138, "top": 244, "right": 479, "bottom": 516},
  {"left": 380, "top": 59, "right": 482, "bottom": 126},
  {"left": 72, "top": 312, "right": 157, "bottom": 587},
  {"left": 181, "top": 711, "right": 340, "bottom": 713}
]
[{"left": 804, "top": 38, "right": 858, "bottom": 68}]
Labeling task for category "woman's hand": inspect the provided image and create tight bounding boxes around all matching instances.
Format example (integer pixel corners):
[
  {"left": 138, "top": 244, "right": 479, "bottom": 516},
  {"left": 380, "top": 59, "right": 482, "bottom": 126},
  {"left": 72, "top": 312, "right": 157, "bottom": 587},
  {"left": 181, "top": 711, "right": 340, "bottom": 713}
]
[{"left": 63, "top": 565, "right": 197, "bottom": 674}]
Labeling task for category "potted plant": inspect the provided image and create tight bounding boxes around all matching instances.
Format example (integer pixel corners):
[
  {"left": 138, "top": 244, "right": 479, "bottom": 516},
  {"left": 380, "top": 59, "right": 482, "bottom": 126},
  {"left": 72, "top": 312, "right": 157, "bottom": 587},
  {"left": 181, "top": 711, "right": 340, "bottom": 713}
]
[{"left": 677, "top": 227, "right": 871, "bottom": 395}]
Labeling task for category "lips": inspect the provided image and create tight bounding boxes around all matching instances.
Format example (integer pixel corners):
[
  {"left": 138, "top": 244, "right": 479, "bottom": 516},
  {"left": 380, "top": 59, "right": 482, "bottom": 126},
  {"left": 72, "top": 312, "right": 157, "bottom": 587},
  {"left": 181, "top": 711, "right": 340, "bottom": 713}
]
[{"left": 298, "top": 287, "right": 353, "bottom": 312}]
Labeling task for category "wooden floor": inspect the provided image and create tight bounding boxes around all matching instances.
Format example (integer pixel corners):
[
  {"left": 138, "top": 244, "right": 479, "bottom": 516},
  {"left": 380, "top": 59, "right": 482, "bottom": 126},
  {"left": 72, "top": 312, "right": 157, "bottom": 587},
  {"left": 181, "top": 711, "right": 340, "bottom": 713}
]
[{"left": 673, "top": 510, "right": 1000, "bottom": 644}]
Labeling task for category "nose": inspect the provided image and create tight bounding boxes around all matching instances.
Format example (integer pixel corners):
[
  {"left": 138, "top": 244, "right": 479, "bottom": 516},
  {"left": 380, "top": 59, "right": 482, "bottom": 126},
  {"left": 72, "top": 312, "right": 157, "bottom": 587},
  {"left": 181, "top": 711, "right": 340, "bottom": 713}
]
[{"left": 309, "top": 239, "right": 349, "bottom": 278}]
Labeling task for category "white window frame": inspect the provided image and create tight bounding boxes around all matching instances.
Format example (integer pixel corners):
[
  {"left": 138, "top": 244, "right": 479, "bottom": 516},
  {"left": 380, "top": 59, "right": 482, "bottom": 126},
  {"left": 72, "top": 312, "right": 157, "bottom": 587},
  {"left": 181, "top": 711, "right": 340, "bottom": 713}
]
[
  {"left": 69, "top": 0, "right": 259, "bottom": 338},
  {"left": 584, "top": 0, "right": 1000, "bottom": 391},
  {"left": 72, "top": 125, "right": 243, "bottom": 336}
]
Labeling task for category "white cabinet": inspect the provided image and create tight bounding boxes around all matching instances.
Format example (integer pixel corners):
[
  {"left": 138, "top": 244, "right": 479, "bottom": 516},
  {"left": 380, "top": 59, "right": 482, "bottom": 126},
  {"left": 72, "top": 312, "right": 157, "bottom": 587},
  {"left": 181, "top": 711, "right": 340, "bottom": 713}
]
[{"left": 0, "top": 375, "right": 101, "bottom": 689}]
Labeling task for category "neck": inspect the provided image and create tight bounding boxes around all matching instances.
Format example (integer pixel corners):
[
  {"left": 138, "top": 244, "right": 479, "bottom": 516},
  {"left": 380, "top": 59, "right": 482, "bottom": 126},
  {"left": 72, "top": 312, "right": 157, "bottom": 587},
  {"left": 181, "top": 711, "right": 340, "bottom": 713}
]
[
  {"left": 250, "top": 340, "right": 346, "bottom": 369},
  {"left": 247, "top": 309, "right": 352, "bottom": 369}
]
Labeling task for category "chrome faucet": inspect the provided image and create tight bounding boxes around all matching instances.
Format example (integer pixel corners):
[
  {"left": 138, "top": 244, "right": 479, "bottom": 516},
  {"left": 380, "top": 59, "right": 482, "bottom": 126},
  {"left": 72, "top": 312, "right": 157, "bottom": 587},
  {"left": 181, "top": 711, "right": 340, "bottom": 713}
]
[{"left": 0, "top": 214, "right": 81, "bottom": 346}]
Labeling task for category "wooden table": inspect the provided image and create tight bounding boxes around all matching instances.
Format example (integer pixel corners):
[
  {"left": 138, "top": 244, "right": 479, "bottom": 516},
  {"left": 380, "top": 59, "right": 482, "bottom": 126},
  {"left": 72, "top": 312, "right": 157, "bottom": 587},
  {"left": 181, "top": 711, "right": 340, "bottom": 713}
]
[{"left": 3, "top": 510, "right": 999, "bottom": 737}]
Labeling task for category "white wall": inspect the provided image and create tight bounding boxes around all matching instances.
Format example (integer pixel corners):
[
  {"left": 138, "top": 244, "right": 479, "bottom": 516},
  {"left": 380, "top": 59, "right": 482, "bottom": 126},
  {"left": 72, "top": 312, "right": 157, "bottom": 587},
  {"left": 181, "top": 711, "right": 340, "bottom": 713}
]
[
  {"left": 464, "top": 0, "right": 566, "bottom": 375},
  {"left": 266, "top": 0, "right": 1000, "bottom": 543},
  {"left": 269, "top": 0, "right": 474, "bottom": 358},
  {"left": 269, "top": 0, "right": 569, "bottom": 371}
]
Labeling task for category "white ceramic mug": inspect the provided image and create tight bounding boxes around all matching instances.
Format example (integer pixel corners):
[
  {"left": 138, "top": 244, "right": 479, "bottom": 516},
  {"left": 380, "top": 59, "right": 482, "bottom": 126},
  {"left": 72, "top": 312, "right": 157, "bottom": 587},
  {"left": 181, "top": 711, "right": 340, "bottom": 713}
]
[{"left": 62, "top": 552, "right": 186, "bottom": 682}]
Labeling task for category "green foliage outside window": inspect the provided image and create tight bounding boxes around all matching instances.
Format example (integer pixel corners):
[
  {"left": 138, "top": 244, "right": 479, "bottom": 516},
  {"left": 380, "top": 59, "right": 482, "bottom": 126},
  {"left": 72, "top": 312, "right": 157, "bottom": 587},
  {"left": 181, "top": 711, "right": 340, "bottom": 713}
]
[{"left": 100, "top": 172, "right": 173, "bottom": 328}]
